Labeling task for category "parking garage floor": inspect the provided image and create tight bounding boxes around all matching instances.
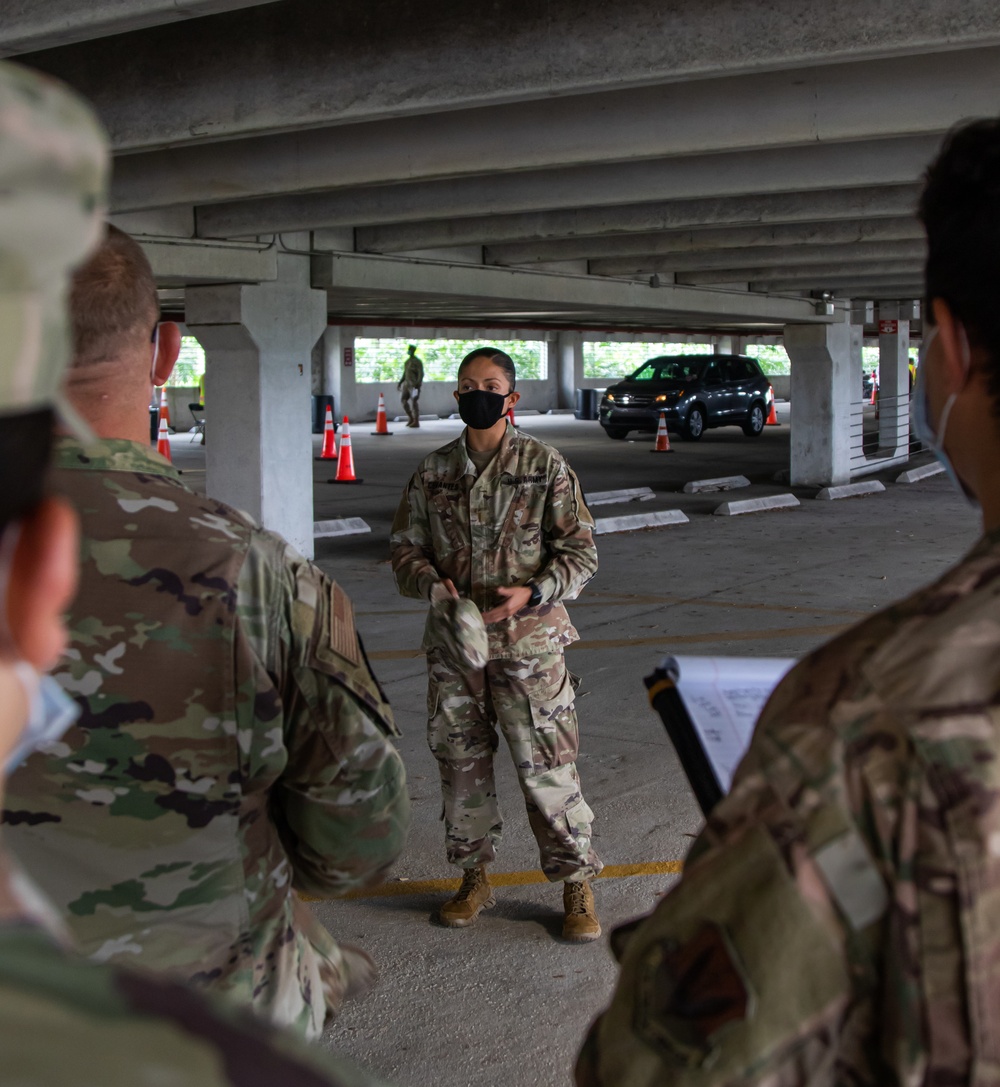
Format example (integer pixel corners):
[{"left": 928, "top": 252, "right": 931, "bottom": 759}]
[{"left": 171, "top": 411, "right": 978, "bottom": 1087}]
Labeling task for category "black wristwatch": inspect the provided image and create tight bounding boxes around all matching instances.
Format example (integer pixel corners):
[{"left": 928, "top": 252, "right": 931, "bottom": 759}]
[{"left": 526, "top": 581, "right": 543, "bottom": 608}]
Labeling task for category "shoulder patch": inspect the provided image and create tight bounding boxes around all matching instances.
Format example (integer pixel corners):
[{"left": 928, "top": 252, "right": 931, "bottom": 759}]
[{"left": 330, "top": 582, "right": 361, "bottom": 666}]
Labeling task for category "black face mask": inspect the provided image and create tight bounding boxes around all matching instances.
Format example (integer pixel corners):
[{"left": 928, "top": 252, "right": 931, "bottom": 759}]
[{"left": 457, "top": 389, "right": 508, "bottom": 430}]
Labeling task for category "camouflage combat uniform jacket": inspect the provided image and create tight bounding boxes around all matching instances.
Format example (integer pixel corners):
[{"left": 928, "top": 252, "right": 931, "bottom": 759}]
[
  {"left": 579, "top": 527, "right": 1000, "bottom": 1087},
  {"left": 0, "top": 848, "right": 390, "bottom": 1087},
  {"left": 390, "top": 423, "right": 597, "bottom": 659},
  {"left": 3, "top": 437, "right": 409, "bottom": 1038}
]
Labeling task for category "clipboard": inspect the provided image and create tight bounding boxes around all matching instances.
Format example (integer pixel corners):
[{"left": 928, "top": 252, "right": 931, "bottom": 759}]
[{"left": 644, "top": 655, "right": 795, "bottom": 816}]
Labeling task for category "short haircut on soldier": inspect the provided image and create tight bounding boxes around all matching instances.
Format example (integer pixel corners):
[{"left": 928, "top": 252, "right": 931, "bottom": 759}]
[
  {"left": 408, "top": 344, "right": 416, "bottom": 352},
  {"left": 919, "top": 117, "right": 1000, "bottom": 400},
  {"left": 70, "top": 224, "right": 159, "bottom": 367},
  {"left": 457, "top": 347, "right": 517, "bottom": 392}
]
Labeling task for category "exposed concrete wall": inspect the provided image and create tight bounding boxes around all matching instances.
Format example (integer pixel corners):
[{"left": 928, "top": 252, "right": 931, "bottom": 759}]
[
  {"left": 785, "top": 320, "right": 856, "bottom": 487},
  {"left": 186, "top": 247, "right": 327, "bottom": 557},
  {"left": 769, "top": 375, "right": 791, "bottom": 400}
]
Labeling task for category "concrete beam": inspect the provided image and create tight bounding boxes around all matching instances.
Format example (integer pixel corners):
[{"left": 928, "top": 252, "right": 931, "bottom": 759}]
[
  {"left": 749, "top": 270, "right": 924, "bottom": 292},
  {"left": 355, "top": 186, "right": 921, "bottom": 253},
  {"left": 109, "top": 49, "right": 996, "bottom": 207},
  {"left": 817, "top": 285, "right": 925, "bottom": 299},
  {"left": 311, "top": 253, "right": 831, "bottom": 328},
  {"left": 139, "top": 239, "right": 278, "bottom": 285},
  {"left": 0, "top": 0, "right": 280, "bottom": 56},
  {"left": 194, "top": 137, "right": 938, "bottom": 235},
  {"left": 487, "top": 217, "right": 924, "bottom": 266},
  {"left": 590, "top": 239, "right": 927, "bottom": 277},
  {"left": 681, "top": 261, "right": 922, "bottom": 286},
  {"left": 23, "top": 0, "right": 1000, "bottom": 149}
]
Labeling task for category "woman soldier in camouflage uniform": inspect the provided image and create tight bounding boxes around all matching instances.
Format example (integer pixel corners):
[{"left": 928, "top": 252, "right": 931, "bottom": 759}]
[{"left": 391, "top": 347, "right": 603, "bottom": 941}]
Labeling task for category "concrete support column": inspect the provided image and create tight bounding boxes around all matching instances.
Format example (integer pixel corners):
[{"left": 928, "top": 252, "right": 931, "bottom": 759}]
[
  {"left": 326, "top": 326, "right": 358, "bottom": 420},
  {"left": 784, "top": 319, "right": 856, "bottom": 486},
  {"left": 186, "top": 248, "right": 327, "bottom": 558},
  {"left": 321, "top": 325, "right": 341, "bottom": 401},
  {"left": 877, "top": 301, "right": 911, "bottom": 456},
  {"left": 556, "top": 331, "right": 583, "bottom": 409}
]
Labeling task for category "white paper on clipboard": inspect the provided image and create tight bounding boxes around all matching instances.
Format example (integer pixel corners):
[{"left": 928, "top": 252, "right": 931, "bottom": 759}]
[{"left": 660, "top": 655, "right": 796, "bottom": 793}]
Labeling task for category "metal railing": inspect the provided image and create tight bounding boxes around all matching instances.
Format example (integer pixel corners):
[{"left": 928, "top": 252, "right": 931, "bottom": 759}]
[{"left": 849, "top": 392, "right": 912, "bottom": 478}]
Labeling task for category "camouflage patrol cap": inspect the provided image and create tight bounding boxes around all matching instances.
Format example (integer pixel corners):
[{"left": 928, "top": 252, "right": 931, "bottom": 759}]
[
  {"left": 435, "top": 596, "right": 489, "bottom": 672},
  {"left": 0, "top": 61, "right": 108, "bottom": 420}
]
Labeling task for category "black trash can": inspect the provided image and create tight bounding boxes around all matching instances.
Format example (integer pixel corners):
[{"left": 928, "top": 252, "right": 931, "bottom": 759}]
[
  {"left": 575, "top": 388, "right": 599, "bottom": 420},
  {"left": 312, "top": 394, "right": 336, "bottom": 434}
]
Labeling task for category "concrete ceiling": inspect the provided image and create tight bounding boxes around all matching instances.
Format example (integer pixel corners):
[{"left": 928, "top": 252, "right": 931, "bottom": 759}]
[{"left": 11, "top": 0, "right": 1000, "bottom": 331}]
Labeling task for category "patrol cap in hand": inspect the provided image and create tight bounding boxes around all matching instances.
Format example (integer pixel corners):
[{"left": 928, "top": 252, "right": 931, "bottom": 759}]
[
  {"left": 0, "top": 61, "right": 108, "bottom": 421},
  {"left": 435, "top": 596, "right": 489, "bottom": 672}
]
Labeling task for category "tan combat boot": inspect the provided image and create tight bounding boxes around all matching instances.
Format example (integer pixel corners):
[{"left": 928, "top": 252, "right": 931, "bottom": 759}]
[
  {"left": 562, "top": 879, "right": 601, "bottom": 942},
  {"left": 438, "top": 865, "right": 495, "bottom": 927}
]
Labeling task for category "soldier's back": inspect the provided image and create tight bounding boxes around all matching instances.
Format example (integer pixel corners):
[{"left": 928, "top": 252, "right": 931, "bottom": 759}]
[{"left": 3, "top": 436, "right": 322, "bottom": 1020}]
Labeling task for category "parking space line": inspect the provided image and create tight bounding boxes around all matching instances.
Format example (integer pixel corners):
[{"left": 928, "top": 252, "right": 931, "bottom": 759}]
[
  {"left": 366, "top": 621, "right": 848, "bottom": 660},
  {"left": 301, "top": 861, "right": 684, "bottom": 902}
]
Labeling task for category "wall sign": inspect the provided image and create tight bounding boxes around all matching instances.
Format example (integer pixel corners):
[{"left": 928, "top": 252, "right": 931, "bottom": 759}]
[
  {"left": 878, "top": 320, "right": 899, "bottom": 335},
  {"left": 343, "top": 346, "right": 354, "bottom": 367}
]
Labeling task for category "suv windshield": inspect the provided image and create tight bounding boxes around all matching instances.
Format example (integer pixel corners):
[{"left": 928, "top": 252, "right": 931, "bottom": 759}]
[{"left": 629, "top": 358, "right": 704, "bottom": 382}]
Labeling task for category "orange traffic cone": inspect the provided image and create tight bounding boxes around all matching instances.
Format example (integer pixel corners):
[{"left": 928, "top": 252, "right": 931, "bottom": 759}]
[
  {"left": 371, "top": 393, "right": 392, "bottom": 436},
  {"left": 159, "top": 388, "right": 171, "bottom": 429},
  {"left": 765, "top": 387, "right": 779, "bottom": 425},
  {"left": 869, "top": 371, "right": 878, "bottom": 406},
  {"left": 156, "top": 416, "right": 172, "bottom": 462},
  {"left": 329, "top": 417, "right": 363, "bottom": 483},
  {"left": 651, "top": 411, "right": 672, "bottom": 453},
  {"left": 318, "top": 406, "right": 338, "bottom": 460}
]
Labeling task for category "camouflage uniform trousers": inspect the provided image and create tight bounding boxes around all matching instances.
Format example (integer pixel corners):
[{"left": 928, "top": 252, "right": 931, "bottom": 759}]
[
  {"left": 426, "top": 650, "right": 603, "bottom": 881},
  {"left": 400, "top": 383, "right": 420, "bottom": 426}
]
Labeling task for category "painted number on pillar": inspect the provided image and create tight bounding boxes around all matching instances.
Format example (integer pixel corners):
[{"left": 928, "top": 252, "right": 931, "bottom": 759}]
[
  {"left": 343, "top": 347, "right": 354, "bottom": 367},
  {"left": 879, "top": 320, "right": 898, "bottom": 334}
]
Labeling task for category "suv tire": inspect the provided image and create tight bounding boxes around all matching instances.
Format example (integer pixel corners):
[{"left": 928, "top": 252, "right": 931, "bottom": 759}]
[
  {"left": 603, "top": 425, "right": 629, "bottom": 440},
  {"left": 682, "top": 405, "right": 705, "bottom": 441},
  {"left": 742, "top": 402, "right": 766, "bottom": 437}
]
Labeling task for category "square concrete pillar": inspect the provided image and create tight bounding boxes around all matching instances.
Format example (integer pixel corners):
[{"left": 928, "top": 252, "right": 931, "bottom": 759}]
[
  {"left": 186, "top": 250, "right": 328, "bottom": 558},
  {"left": 784, "top": 320, "right": 857, "bottom": 487},
  {"left": 877, "top": 302, "right": 911, "bottom": 457},
  {"left": 556, "top": 331, "right": 583, "bottom": 409},
  {"left": 324, "top": 326, "right": 359, "bottom": 419}
]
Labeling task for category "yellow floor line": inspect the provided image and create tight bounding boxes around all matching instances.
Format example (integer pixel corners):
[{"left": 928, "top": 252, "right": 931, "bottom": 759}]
[
  {"left": 302, "top": 860, "right": 682, "bottom": 902},
  {"left": 366, "top": 621, "right": 847, "bottom": 661}
]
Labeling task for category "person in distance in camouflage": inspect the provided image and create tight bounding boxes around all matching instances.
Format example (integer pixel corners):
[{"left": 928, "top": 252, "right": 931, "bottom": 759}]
[
  {"left": 391, "top": 346, "right": 603, "bottom": 940},
  {"left": 397, "top": 343, "right": 424, "bottom": 427},
  {"left": 578, "top": 117, "right": 1000, "bottom": 1087},
  {"left": 0, "top": 58, "right": 390, "bottom": 1087},
  {"left": 2, "top": 224, "right": 410, "bottom": 1040}
]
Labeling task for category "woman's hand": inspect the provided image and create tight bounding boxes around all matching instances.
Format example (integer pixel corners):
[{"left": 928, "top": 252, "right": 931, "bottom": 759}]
[
  {"left": 482, "top": 585, "right": 532, "bottom": 624},
  {"left": 429, "top": 578, "right": 460, "bottom": 605}
]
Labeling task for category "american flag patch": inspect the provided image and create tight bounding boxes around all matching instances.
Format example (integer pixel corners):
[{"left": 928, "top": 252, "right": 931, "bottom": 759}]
[{"left": 330, "top": 581, "right": 360, "bottom": 664}]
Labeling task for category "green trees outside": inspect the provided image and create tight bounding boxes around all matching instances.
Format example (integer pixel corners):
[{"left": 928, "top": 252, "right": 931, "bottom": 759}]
[
  {"left": 354, "top": 338, "right": 546, "bottom": 382},
  {"left": 581, "top": 341, "right": 793, "bottom": 379},
  {"left": 164, "top": 336, "right": 206, "bottom": 387},
  {"left": 166, "top": 335, "right": 813, "bottom": 388}
]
